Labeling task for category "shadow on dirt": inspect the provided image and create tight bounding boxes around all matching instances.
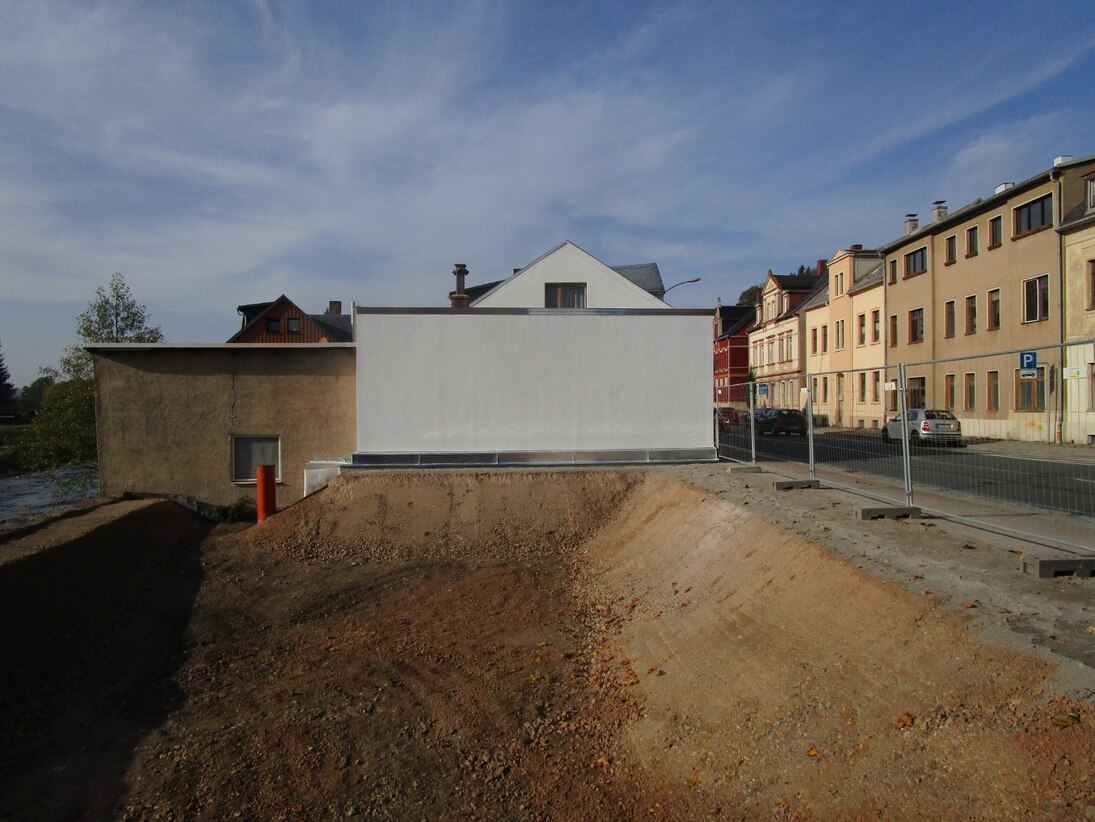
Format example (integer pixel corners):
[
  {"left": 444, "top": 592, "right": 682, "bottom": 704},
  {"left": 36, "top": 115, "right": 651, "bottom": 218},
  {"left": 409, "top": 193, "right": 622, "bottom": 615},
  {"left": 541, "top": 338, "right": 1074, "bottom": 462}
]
[{"left": 0, "top": 501, "right": 210, "bottom": 819}]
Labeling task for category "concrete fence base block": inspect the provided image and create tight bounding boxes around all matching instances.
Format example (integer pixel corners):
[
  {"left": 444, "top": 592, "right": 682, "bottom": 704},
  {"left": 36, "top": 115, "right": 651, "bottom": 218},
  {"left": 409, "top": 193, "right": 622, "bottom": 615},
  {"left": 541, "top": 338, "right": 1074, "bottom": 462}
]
[
  {"left": 727, "top": 465, "right": 762, "bottom": 474},
  {"left": 858, "top": 506, "right": 921, "bottom": 520},
  {"left": 1022, "top": 558, "right": 1095, "bottom": 579},
  {"left": 773, "top": 479, "right": 820, "bottom": 491}
]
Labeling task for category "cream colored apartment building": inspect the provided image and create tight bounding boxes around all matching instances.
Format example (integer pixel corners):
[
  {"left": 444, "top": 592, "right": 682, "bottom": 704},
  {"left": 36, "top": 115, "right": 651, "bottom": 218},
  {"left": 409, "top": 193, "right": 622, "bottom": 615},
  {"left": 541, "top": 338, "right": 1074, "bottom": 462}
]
[
  {"left": 802, "top": 246, "right": 885, "bottom": 429},
  {"left": 1061, "top": 188, "right": 1095, "bottom": 443},
  {"left": 748, "top": 269, "right": 820, "bottom": 408},
  {"left": 881, "top": 154, "right": 1095, "bottom": 442}
]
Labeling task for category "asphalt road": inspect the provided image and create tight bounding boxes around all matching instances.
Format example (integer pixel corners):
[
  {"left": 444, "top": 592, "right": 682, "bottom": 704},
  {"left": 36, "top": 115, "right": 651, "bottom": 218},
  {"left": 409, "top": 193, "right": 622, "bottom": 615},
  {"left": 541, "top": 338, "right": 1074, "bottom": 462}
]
[{"left": 717, "top": 426, "right": 1095, "bottom": 518}]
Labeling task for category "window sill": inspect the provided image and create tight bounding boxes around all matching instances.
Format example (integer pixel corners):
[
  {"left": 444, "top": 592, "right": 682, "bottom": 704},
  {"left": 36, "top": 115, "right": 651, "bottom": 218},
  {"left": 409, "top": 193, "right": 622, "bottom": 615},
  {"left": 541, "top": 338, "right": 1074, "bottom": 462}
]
[
  {"left": 1021, "top": 317, "right": 1049, "bottom": 325},
  {"left": 1012, "top": 224, "right": 1052, "bottom": 241},
  {"left": 987, "top": 242, "right": 1002, "bottom": 251},
  {"left": 903, "top": 270, "right": 927, "bottom": 279},
  {"left": 965, "top": 252, "right": 978, "bottom": 259},
  {"left": 987, "top": 325, "right": 1000, "bottom": 331},
  {"left": 944, "top": 260, "right": 956, "bottom": 267},
  {"left": 964, "top": 331, "right": 977, "bottom": 336}
]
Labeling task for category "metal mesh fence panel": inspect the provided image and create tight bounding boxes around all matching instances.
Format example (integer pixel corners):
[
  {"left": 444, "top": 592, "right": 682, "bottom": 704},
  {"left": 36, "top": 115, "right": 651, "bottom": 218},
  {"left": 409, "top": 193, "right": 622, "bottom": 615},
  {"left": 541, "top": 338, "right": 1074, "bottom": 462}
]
[{"left": 716, "top": 341, "right": 1094, "bottom": 550}]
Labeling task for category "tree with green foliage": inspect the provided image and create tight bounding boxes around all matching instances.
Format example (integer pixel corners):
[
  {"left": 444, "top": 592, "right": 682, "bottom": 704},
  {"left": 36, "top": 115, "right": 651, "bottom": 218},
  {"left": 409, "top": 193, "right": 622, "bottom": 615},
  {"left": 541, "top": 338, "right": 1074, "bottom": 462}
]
[
  {"left": 737, "top": 284, "right": 762, "bottom": 307},
  {"left": 59, "top": 272, "right": 164, "bottom": 381},
  {"left": 0, "top": 340, "right": 16, "bottom": 409},
  {"left": 30, "top": 273, "right": 163, "bottom": 488},
  {"left": 19, "top": 372, "right": 56, "bottom": 418}
]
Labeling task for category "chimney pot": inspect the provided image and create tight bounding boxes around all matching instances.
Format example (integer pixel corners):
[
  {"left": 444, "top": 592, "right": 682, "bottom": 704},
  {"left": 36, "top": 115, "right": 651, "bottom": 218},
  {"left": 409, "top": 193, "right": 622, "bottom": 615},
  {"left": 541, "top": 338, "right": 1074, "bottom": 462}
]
[
  {"left": 816, "top": 259, "right": 827, "bottom": 275},
  {"left": 327, "top": 300, "right": 342, "bottom": 315},
  {"left": 450, "top": 264, "right": 470, "bottom": 308},
  {"left": 905, "top": 213, "right": 919, "bottom": 234},
  {"left": 1054, "top": 155, "right": 1073, "bottom": 167},
  {"left": 931, "top": 200, "right": 948, "bottom": 222},
  {"left": 995, "top": 182, "right": 1015, "bottom": 194},
  {"left": 849, "top": 244, "right": 863, "bottom": 252}
]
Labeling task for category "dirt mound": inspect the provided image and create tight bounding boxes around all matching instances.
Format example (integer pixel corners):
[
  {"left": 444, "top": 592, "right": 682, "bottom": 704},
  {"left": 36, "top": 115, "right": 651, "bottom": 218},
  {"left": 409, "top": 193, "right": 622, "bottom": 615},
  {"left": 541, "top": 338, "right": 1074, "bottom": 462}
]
[
  {"left": 2, "top": 470, "right": 1091, "bottom": 819},
  {"left": 242, "top": 469, "right": 643, "bottom": 563},
  {"left": 578, "top": 477, "right": 1094, "bottom": 818}
]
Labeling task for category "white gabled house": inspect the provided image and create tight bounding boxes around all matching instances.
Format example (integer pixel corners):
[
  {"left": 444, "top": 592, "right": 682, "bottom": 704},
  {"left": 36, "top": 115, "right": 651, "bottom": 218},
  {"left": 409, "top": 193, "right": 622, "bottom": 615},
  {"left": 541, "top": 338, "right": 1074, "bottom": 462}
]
[{"left": 470, "top": 241, "right": 668, "bottom": 309}]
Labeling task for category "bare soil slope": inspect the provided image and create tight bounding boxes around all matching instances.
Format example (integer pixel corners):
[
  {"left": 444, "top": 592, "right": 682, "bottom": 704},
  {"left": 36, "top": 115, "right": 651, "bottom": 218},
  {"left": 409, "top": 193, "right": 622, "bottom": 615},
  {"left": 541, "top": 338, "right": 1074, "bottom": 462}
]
[{"left": 0, "top": 470, "right": 1091, "bottom": 820}]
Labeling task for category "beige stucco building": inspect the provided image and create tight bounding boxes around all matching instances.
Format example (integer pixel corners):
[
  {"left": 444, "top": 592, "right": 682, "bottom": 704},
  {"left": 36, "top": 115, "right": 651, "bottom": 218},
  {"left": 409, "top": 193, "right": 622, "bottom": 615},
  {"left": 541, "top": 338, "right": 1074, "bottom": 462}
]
[
  {"left": 802, "top": 246, "right": 885, "bottom": 429},
  {"left": 881, "top": 154, "right": 1095, "bottom": 442},
  {"left": 90, "top": 345, "right": 356, "bottom": 508}
]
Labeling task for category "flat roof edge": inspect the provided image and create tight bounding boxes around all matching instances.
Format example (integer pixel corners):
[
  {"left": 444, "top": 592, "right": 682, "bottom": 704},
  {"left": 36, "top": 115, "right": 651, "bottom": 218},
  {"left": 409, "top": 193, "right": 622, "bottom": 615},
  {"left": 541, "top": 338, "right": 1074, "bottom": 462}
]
[
  {"left": 86, "top": 343, "right": 356, "bottom": 351},
  {"left": 354, "top": 307, "right": 712, "bottom": 316}
]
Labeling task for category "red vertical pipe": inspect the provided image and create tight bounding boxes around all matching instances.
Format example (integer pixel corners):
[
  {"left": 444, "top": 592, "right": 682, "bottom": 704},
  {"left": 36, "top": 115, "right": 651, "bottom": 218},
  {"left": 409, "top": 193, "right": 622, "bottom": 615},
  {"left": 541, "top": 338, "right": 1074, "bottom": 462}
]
[{"left": 256, "top": 464, "right": 276, "bottom": 522}]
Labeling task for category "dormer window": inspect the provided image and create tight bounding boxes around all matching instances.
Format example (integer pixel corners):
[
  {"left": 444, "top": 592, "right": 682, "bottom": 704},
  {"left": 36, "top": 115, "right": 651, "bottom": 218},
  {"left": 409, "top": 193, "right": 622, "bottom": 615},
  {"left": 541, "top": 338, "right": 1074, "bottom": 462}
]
[
  {"left": 287, "top": 317, "right": 302, "bottom": 333},
  {"left": 1088, "top": 177, "right": 1095, "bottom": 211}
]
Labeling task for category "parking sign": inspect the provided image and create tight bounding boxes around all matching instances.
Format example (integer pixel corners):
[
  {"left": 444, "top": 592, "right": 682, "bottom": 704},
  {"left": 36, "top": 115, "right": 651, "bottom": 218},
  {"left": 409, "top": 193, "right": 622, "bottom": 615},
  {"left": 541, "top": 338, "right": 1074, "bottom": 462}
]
[{"left": 1019, "top": 351, "right": 1037, "bottom": 370}]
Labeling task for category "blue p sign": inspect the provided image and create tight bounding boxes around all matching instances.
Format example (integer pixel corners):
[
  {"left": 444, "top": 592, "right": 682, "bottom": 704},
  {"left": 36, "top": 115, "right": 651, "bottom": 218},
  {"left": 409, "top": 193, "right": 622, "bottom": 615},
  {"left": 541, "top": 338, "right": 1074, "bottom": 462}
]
[{"left": 1019, "top": 351, "right": 1037, "bottom": 369}]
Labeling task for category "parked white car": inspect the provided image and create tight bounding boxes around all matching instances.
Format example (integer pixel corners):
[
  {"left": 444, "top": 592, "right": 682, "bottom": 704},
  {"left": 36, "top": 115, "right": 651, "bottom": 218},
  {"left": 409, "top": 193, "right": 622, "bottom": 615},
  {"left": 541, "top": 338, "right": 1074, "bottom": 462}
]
[{"left": 881, "top": 409, "right": 966, "bottom": 447}]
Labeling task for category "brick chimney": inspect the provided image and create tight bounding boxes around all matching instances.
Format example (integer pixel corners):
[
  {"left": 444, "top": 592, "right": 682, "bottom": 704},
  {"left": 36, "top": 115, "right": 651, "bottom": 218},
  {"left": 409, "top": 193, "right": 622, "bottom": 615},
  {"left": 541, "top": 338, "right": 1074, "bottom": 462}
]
[
  {"left": 931, "top": 200, "right": 948, "bottom": 222},
  {"left": 849, "top": 244, "right": 863, "bottom": 252},
  {"left": 450, "top": 264, "right": 470, "bottom": 308},
  {"left": 905, "top": 213, "right": 919, "bottom": 234},
  {"left": 326, "top": 300, "right": 342, "bottom": 315},
  {"left": 816, "top": 259, "right": 827, "bottom": 276}
]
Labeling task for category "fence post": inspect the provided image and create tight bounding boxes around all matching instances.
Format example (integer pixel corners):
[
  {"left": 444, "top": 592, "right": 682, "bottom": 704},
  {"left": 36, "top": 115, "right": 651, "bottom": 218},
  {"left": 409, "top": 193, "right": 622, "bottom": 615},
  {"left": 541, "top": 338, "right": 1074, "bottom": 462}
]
[
  {"left": 897, "top": 362, "right": 914, "bottom": 506},
  {"left": 805, "top": 374, "right": 816, "bottom": 480},
  {"left": 748, "top": 383, "right": 756, "bottom": 465}
]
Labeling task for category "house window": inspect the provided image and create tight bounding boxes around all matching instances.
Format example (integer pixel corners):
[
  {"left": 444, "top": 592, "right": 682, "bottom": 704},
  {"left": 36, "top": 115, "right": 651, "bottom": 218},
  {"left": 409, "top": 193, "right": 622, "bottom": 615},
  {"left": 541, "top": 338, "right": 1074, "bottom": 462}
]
[
  {"left": 1088, "top": 260, "right": 1095, "bottom": 309},
  {"left": 944, "top": 300, "right": 955, "bottom": 338},
  {"left": 822, "top": 376, "right": 829, "bottom": 403},
  {"left": 1088, "top": 178, "right": 1095, "bottom": 210},
  {"left": 810, "top": 327, "right": 817, "bottom": 355},
  {"left": 1015, "top": 367, "right": 1046, "bottom": 412},
  {"left": 888, "top": 259, "right": 897, "bottom": 284},
  {"left": 966, "top": 226, "right": 979, "bottom": 257},
  {"left": 888, "top": 314, "right": 898, "bottom": 347},
  {"left": 945, "top": 235, "right": 957, "bottom": 265},
  {"left": 965, "top": 295, "right": 977, "bottom": 335},
  {"left": 287, "top": 317, "right": 302, "bottom": 333},
  {"left": 821, "top": 325, "right": 828, "bottom": 353},
  {"left": 988, "top": 216, "right": 1003, "bottom": 249},
  {"left": 906, "top": 376, "right": 926, "bottom": 409},
  {"left": 1022, "top": 274, "right": 1049, "bottom": 323},
  {"left": 944, "top": 374, "right": 956, "bottom": 410},
  {"left": 835, "top": 319, "right": 845, "bottom": 350},
  {"left": 266, "top": 317, "right": 281, "bottom": 333},
  {"left": 872, "top": 370, "right": 880, "bottom": 403},
  {"left": 988, "top": 288, "right": 1001, "bottom": 330},
  {"left": 871, "top": 310, "right": 880, "bottom": 342},
  {"left": 858, "top": 371, "right": 867, "bottom": 402},
  {"left": 908, "top": 308, "right": 925, "bottom": 344},
  {"left": 964, "top": 372, "right": 976, "bottom": 410},
  {"left": 987, "top": 370, "right": 1000, "bottom": 411},
  {"left": 904, "top": 247, "right": 927, "bottom": 277},
  {"left": 232, "top": 435, "right": 280, "bottom": 483},
  {"left": 545, "top": 283, "right": 586, "bottom": 308},
  {"left": 1014, "top": 193, "right": 1052, "bottom": 236},
  {"left": 857, "top": 313, "right": 866, "bottom": 345}
]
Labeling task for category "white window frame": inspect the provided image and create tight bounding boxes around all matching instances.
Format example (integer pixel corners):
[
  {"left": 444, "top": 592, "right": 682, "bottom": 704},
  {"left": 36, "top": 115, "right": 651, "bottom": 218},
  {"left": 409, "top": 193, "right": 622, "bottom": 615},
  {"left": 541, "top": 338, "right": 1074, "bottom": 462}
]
[{"left": 1022, "top": 274, "right": 1050, "bottom": 323}]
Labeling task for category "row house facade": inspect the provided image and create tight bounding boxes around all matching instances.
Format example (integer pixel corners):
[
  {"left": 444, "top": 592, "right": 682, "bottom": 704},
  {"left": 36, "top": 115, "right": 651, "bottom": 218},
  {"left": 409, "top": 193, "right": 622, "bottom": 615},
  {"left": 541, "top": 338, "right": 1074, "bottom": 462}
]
[
  {"left": 1060, "top": 179, "right": 1095, "bottom": 443},
  {"left": 713, "top": 301, "right": 755, "bottom": 407},
  {"left": 881, "top": 153, "right": 1095, "bottom": 442},
  {"left": 748, "top": 269, "right": 823, "bottom": 409},
  {"left": 802, "top": 246, "right": 886, "bottom": 428}
]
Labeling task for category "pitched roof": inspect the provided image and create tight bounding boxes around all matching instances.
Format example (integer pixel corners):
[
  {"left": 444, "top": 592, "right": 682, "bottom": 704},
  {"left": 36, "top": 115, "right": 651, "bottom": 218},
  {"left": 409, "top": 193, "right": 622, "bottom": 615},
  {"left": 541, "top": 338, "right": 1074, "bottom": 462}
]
[
  {"left": 610, "top": 263, "right": 665, "bottom": 299},
  {"left": 229, "top": 295, "right": 352, "bottom": 343},
  {"left": 771, "top": 273, "right": 819, "bottom": 290},
  {"left": 848, "top": 261, "right": 884, "bottom": 295},
  {"left": 716, "top": 304, "right": 754, "bottom": 337},
  {"left": 796, "top": 273, "right": 830, "bottom": 314}
]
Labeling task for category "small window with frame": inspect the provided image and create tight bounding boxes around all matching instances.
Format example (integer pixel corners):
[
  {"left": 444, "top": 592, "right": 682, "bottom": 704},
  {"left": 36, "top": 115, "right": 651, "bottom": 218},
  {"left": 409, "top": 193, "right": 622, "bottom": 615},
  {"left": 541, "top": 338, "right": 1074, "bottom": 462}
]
[
  {"left": 287, "top": 317, "right": 302, "bottom": 333},
  {"left": 545, "top": 282, "right": 587, "bottom": 308},
  {"left": 232, "top": 435, "right": 281, "bottom": 483},
  {"left": 966, "top": 225, "right": 978, "bottom": 257},
  {"left": 266, "top": 317, "right": 281, "bottom": 333}
]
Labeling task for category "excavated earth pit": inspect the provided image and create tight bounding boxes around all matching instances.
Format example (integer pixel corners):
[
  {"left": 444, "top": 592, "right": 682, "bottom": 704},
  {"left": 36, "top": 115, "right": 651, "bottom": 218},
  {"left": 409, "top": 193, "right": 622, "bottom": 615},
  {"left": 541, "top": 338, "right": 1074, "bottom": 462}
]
[{"left": 1, "top": 469, "right": 1092, "bottom": 820}]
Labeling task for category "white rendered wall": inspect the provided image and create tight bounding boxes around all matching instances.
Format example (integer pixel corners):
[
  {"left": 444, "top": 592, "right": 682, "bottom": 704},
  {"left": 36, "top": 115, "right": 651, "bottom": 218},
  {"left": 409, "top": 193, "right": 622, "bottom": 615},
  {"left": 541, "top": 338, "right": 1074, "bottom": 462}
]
[
  {"left": 356, "top": 311, "right": 712, "bottom": 454},
  {"left": 473, "top": 242, "right": 666, "bottom": 309}
]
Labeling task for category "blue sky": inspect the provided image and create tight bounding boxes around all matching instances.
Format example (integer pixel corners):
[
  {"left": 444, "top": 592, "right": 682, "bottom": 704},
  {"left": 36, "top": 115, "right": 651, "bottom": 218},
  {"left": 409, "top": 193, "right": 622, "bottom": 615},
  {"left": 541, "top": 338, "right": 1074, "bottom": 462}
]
[{"left": 1, "top": 0, "right": 1094, "bottom": 387}]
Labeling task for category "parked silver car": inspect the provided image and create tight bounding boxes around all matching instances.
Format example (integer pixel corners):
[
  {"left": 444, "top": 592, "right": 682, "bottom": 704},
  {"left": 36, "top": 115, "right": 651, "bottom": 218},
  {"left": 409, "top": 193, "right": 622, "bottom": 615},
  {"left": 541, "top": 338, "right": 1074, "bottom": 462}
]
[{"left": 881, "top": 409, "right": 966, "bottom": 446}]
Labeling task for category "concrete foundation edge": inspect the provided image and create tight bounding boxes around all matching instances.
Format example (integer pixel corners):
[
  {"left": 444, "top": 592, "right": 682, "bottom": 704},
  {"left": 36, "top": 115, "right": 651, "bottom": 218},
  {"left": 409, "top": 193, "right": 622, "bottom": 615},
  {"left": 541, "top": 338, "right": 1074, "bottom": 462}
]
[{"left": 349, "top": 448, "right": 717, "bottom": 467}]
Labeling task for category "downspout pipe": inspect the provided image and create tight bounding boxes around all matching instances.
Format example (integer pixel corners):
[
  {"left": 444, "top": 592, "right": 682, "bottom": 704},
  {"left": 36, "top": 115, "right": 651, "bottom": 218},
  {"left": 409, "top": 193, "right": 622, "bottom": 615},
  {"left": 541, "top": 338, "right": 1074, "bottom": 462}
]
[{"left": 1054, "top": 168, "right": 1064, "bottom": 443}]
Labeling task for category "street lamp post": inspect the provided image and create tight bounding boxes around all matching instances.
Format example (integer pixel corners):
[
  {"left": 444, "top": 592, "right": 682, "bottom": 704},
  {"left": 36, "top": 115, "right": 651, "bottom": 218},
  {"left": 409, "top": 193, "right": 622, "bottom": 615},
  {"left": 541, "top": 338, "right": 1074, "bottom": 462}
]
[{"left": 663, "top": 277, "right": 701, "bottom": 296}]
